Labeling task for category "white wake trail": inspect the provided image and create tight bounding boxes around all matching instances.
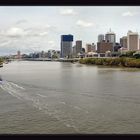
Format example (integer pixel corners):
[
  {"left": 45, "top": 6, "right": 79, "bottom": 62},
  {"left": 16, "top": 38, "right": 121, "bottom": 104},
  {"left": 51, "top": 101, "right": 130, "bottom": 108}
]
[
  {"left": 8, "top": 82, "right": 25, "bottom": 90},
  {"left": 0, "top": 81, "right": 80, "bottom": 132}
]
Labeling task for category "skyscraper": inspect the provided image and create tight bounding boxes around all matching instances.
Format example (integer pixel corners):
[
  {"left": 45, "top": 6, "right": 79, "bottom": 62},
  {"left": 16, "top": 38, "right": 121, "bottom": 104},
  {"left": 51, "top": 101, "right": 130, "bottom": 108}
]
[
  {"left": 98, "top": 34, "right": 104, "bottom": 42},
  {"left": 75, "top": 40, "right": 82, "bottom": 54},
  {"left": 120, "top": 36, "right": 127, "bottom": 48},
  {"left": 72, "top": 45, "right": 76, "bottom": 56},
  {"left": 105, "top": 30, "right": 116, "bottom": 45},
  {"left": 127, "top": 31, "right": 139, "bottom": 51},
  {"left": 17, "top": 50, "right": 21, "bottom": 59},
  {"left": 60, "top": 34, "right": 73, "bottom": 58}
]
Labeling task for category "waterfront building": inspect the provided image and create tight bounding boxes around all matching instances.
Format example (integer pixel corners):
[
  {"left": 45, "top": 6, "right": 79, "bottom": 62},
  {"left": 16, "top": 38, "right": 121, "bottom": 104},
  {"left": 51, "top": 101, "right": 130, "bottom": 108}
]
[
  {"left": 120, "top": 36, "right": 127, "bottom": 48},
  {"left": 41, "top": 51, "right": 45, "bottom": 58},
  {"left": 29, "top": 52, "right": 38, "bottom": 58},
  {"left": 98, "top": 34, "right": 104, "bottom": 42},
  {"left": 86, "top": 44, "right": 92, "bottom": 53},
  {"left": 105, "top": 29, "right": 116, "bottom": 46},
  {"left": 97, "top": 40, "right": 113, "bottom": 54},
  {"left": 105, "top": 51, "right": 112, "bottom": 57},
  {"left": 17, "top": 51, "right": 21, "bottom": 59},
  {"left": 139, "top": 39, "right": 140, "bottom": 50},
  {"left": 127, "top": 31, "right": 139, "bottom": 51},
  {"left": 47, "top": 50, "right": 52, "bottom": 58},
  {"left": 47, "top": 50, "right": 56, "bottom": 58},
  {"left": 114, "top": 43, "right": 121, "bottom": 52},
  {"left": 72, "top": 45, "right": 76, "bottom": 57},
  {"left": 55, "top": 50, "right": 61, "bottom": 58},
  {"left": 118, "top": 47, "right": 128, "bottom": 54},
  {"left": 75, "top": 40, "right": 82, "bottom": 54},
  {"left": 91, "top": 43, "right": 96, "bottom": 52},
  {"left": 44, "top": 52, "right": 49, "bottom": 58},
  {"left": 60, "top": 34, "right": 73, "bottom": 58},
  {"left": 38, "top": 51, "right": 45, "bottom": 58},
  {"left": 81, "top": 48, "right": 85, "bottom": 53},
  {"left": 85, "top": 43, "right": 96, "bottom": 53},
  {"left": 21, "top": 54, "right": 28, "bottom": 58},
  {"left": 87, "top": 52, "right": 98, "bottom": 57}
]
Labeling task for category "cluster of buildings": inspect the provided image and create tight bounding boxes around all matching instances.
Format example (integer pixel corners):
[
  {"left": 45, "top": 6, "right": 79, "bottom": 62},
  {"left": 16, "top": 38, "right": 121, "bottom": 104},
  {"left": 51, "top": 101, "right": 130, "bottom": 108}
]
[
  {"left": 60, "top": 34, "right": 96, "bottom": 58},
  {"left": 120, "top": 30, "right": 140, "bottom": 51},
  {"left": 60, "top": 30, "right": 140, "bottom": 58},
  {"left": 10, "top": 50, "right": 61, "bottom": 59},
  {"left": 10, "top": 29, "right": 140, "bottom": 59},
  {"left": 28, "top": 50, "right": 60, "bottom": 59}
]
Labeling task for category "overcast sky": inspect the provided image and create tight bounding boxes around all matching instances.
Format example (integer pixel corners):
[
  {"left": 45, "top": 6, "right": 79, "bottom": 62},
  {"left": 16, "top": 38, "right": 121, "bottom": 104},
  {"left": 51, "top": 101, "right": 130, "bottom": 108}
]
[{"left": 0, "top": 6, "right": 140, "bottom": 56}]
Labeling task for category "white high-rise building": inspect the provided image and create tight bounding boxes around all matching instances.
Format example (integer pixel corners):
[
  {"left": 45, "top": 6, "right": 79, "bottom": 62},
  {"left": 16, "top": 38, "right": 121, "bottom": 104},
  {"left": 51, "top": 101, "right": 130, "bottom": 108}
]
[{"left": 127, "top": 31, "right": 139, "bottom": 51}]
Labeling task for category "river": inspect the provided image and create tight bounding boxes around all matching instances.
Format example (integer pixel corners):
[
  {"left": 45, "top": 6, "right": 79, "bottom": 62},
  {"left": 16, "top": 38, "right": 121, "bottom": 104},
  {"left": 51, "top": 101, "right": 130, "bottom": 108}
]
[{"left": 0, "top": 61, "right": 140, "bottom": 134}]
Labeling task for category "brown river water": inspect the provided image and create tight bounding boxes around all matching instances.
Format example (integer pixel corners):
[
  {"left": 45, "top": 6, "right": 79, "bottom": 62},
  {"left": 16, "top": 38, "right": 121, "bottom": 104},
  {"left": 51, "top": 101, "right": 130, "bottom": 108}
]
[{"left": 0, "top": 61, "right": 140, "bottom": 134}]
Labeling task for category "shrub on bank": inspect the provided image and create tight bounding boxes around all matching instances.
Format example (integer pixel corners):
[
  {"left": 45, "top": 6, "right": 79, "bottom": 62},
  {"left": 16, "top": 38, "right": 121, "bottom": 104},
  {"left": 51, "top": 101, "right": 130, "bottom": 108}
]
[
  {"left": 125, "top": 58, "right": 140, "bottom": 68},
  {"left": 133, "top": 52, "right": 140, "bottom": 59},
  {"left": 95, "top": 58, "right": 104, "bottom": 65},
  {"left": 0, "top": 57, "right": 3, "bottom": 64},
  {"left": 104, "top": 58, "right": 120, "bottom": 66},
  {"left": 79, "top": 57, "right": 140, "bottom": 68},
  {"left": 119, "top": 51, "right": 136, "bottom": 58}
]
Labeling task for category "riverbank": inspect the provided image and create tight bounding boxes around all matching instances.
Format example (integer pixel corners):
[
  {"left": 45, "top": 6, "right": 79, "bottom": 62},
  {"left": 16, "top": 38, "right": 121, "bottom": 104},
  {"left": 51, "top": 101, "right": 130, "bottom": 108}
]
[{"left": 79, "top": 57, "right": 140, "bottom": 68}]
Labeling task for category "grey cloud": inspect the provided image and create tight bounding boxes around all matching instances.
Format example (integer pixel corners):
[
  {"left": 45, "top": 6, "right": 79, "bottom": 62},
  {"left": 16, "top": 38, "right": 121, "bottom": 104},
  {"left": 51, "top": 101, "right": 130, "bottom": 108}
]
[
  {"left": 15, "top": 19, "right": 28, "bottom": 25},
  {"left": 0, "top": 26, "right": 50, "bottom": 38},
  {"left": 0, "top": 41, "right": 11, "bottom": 47}
]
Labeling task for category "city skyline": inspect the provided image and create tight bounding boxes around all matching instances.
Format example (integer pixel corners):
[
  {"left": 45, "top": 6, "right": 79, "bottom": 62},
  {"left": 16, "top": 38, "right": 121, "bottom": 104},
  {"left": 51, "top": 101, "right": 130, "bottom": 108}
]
[{"left": 0, "top": 6, "right": 140, "bottom": 55}]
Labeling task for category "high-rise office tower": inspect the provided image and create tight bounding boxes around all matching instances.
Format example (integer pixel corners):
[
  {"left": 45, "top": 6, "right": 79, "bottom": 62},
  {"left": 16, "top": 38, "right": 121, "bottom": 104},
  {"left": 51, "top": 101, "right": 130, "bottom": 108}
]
[
  {"left": 105, "top": 29, "right": 116, "bottom": 45},
  {"left": 98, "top": 34, "right": 104, "bottom": 42},
  {"left": 139, "top": 39, "right": 140, "bottom": 50},
  {"left": 120, "top": 36, "right": 127, "bottom": 48},
  {"left": 72, "top": 45, "right": 76, "bottom": 56},
  {"left": 60, "top": 34, "right": 73, "bottom": 58},
  {"left": 127, "top": 31, "right": 139, "bottom": 51},
  {"left": 17, "top": 50, "right": 21, "bottom": 59},
  {"left": 75, "top": 40, "right": 82, "bottom": 54}
]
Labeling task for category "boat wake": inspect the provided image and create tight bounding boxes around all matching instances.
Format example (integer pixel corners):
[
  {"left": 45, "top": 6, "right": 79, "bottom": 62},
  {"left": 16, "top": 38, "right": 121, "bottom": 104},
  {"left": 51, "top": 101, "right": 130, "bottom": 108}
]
[
  {"left": 0, "top": 80, "right": 26, "bottom": 100},
  {"left": 0, "top": 80, "right": 79, "bottom": 132}
]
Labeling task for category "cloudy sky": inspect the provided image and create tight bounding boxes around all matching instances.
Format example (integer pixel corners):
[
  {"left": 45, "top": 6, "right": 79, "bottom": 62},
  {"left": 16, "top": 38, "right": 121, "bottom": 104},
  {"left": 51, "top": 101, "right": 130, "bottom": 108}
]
[{"left": 0, "top": 6, "right": 140, "bottom": 56}]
